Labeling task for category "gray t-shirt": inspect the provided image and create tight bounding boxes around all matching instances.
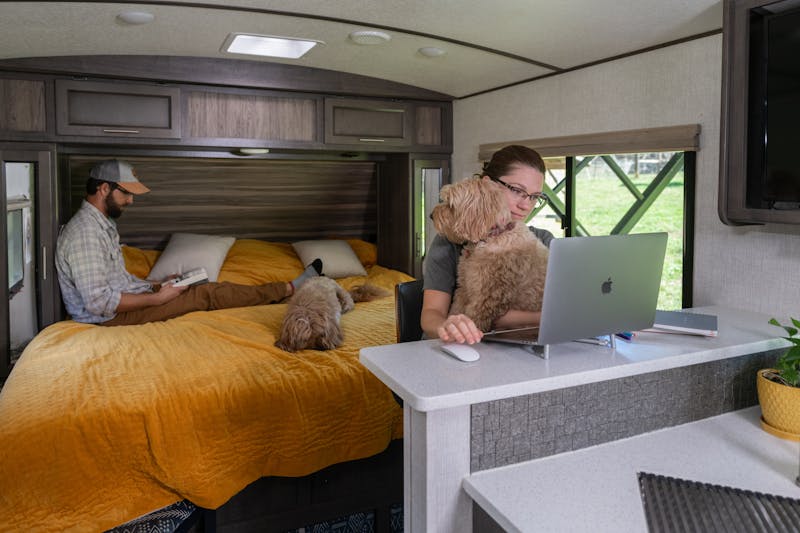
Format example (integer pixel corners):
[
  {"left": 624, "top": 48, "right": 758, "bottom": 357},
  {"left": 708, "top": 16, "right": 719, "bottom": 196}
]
[{"left": 422, "top": 225, "right": 554, "bottom": 295}]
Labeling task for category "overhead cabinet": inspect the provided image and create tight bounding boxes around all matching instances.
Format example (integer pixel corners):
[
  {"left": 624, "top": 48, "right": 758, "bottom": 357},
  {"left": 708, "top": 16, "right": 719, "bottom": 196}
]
[
  {"left": 0, "top": 77, "right": 48, "bottom": 138},
  {"left": 56, "top": 79, "right": 181, "bottom": 139},
  {"left": 185, "top": 89, "right": 320, "bottom": 146},
  {"left": 324, "top": 97, "right": 412, "bottom": 147}
]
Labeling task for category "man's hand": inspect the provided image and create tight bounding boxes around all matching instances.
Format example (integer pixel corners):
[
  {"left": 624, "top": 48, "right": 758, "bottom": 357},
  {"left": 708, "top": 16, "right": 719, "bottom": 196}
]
[{"left": 153, "top": 281, "right": 188, "bottom": 303}]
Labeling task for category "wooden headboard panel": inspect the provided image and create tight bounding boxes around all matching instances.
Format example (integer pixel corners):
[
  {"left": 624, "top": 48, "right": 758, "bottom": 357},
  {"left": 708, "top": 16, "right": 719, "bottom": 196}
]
[{"left": 65, "top": 155, "right": 378, "bottom": 250}]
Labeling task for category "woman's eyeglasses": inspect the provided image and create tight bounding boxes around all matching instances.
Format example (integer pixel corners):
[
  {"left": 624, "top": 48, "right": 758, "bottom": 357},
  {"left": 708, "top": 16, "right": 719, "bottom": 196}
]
[{"left": 490, "top": 177, "right": 547, "bottom": 209}]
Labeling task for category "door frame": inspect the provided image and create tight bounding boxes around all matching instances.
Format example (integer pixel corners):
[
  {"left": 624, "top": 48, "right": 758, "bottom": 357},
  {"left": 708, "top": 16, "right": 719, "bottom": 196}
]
[{"left": 0, "top": 143, "right": 58, "bottom": 378}]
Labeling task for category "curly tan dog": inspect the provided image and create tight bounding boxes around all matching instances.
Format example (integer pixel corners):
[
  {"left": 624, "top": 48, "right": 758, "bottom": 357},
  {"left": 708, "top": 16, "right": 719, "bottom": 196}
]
[
  {"left": 275, "top": 277, "right": 388, "bottom": 352},
  {"left": 431, "top": 177, "right": 549, "bottom": 331}
]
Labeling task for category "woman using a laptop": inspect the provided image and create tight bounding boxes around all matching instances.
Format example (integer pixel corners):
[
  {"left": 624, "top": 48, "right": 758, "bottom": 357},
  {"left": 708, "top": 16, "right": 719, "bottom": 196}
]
[{"left": 421, "top": 145, "right": 554, "bottom": 345}]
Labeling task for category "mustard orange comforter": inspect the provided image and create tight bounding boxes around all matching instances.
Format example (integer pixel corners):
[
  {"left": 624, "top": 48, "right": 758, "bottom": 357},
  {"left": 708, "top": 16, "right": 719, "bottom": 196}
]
[{"left": 0, "top": 239, "right": 411, "bottom": 532}]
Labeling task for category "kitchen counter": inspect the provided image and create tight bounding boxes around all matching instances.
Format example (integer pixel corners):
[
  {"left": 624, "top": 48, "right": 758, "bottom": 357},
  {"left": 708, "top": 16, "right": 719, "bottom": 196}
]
[{"left": 463, "top": 406, "right": 800, "bottom": 532}]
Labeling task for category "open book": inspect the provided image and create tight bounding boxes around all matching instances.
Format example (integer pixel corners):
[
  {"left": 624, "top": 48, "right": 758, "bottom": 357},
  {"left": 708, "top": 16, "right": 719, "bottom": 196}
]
[
  {"left": 642, "top": 310, "right": 718, "bottom": 337},
  {"left": 169, "top": 267, "right": 209, "bottom": 287}
]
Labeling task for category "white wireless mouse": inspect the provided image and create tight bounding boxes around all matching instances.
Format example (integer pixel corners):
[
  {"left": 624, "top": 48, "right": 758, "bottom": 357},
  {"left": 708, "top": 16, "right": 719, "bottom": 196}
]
[{"left": 440, "top": 343, "right": 480, "bottom": 362}]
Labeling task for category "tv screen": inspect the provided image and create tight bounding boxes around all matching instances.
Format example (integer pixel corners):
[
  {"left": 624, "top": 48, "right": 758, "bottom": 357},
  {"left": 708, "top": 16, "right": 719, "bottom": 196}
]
[{"left": 748, "top": 2, "right": 800, "bottom": 208}]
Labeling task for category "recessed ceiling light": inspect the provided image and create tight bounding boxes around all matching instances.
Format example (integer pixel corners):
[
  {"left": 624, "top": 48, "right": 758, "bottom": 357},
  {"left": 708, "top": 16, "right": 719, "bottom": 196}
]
[
  {"left": 116, "top": 11, "right": 155, "bottom": 25},
  {"left": 348, "top": 30, "right": 391, "bottom": 45},
  {"left": 222, "top": 33, "right": 323, "bottom": 59},
  {"left": 418, "top": 47, "right": 446, "bottom": 58}
]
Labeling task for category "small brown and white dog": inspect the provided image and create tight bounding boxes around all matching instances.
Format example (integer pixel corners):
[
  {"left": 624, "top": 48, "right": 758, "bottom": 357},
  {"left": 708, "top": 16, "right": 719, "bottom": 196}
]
[
  {"left": 431, "top": 177, "right": 549, "bottom": 331},
  {"left": 275, "top": 277, "right": 388, "bottom": 352}
]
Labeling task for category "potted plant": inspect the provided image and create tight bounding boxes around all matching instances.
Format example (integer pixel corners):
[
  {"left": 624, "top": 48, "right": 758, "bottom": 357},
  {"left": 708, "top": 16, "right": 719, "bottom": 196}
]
[{"left": 757, "top": 317, "right": 800, "bottom": 441}]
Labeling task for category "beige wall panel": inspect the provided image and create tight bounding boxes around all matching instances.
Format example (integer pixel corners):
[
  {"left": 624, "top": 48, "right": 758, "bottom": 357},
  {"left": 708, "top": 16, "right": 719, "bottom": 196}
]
[{"left": 453, "top": 34, "right": 800, "bottom": 318}]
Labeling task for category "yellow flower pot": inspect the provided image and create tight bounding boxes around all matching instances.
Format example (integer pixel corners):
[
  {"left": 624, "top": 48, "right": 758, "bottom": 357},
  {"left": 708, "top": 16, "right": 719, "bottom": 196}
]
[{"left": 757, "top": 369, "right": 800, "bottom": 441}]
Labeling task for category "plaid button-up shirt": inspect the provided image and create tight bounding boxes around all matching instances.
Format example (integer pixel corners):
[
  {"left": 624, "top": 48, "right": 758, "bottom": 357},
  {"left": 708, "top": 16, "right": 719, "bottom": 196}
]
[{"left": 56, "top": 200, "right": 152, "bottom": 323}]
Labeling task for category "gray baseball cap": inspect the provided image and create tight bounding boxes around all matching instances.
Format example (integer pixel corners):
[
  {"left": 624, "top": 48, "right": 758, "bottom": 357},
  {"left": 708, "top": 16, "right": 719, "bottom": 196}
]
[{"left": 89, "top": 159, "right": 150, "bottom": 194}]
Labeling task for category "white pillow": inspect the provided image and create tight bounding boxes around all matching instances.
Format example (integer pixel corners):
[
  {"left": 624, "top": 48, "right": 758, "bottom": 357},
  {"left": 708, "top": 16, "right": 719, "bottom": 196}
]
[
  {"left": 292, "top": 240, "right": 367, "bottom": 279},
  {"left": 147, "top": 233, "right": 235, "bottom": 282}
]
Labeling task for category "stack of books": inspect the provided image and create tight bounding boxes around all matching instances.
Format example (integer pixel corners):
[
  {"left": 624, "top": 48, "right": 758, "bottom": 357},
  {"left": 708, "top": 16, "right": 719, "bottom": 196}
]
[{"left": 642, "top": 310, "right": 719, "bottom": 337}]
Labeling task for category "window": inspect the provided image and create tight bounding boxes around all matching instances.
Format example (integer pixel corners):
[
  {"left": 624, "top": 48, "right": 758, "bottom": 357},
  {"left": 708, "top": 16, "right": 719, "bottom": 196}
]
[
  {"left": 480, "top": 125, "right": 699, "bottom": 310},
  {"left": 528, "top": 152, "right": 694, "bottom": 310}
]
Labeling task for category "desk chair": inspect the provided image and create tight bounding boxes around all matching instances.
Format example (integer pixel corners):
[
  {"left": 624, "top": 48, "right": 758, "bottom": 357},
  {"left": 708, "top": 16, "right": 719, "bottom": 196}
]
[
  {"left": 392, "top": 279, "right": 424, "bottom": 407},
  {"left": 395, "top": 279, "right": 424, "bottom": 343}
]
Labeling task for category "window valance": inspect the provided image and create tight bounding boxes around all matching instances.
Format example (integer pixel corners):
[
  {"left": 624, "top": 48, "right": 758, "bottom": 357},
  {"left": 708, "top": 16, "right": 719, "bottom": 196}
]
[{"left": 478, "top": 124, "right": 700, "bottom": 160}]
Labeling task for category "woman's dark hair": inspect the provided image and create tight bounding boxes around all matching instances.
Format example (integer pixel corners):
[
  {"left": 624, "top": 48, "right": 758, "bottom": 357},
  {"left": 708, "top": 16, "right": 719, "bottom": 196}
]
[{"left": 480, "top": 145, "right": 546, "bottom": 179}]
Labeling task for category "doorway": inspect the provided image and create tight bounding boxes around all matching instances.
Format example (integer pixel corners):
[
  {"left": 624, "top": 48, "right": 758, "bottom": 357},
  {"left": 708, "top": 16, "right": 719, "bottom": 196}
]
[{"left": 1, "top": 145, "right": 57, "bottom": 378}]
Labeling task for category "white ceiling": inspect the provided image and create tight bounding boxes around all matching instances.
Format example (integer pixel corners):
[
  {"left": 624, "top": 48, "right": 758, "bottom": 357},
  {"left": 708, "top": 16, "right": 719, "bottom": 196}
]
[{"left": 0, "top": 1, "right": 723, "bottom": 98}]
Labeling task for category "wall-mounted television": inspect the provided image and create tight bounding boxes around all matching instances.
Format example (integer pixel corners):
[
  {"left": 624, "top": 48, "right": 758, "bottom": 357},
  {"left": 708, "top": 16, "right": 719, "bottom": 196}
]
[{"left": 719, "top": 0, "right": 800, "bottom": 225}]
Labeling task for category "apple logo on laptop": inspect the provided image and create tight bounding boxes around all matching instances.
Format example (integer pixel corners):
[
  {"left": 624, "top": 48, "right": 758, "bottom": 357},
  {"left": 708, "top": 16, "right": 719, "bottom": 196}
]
[{"left": 601, "top": 277, "right": 613, "bottom": 294}]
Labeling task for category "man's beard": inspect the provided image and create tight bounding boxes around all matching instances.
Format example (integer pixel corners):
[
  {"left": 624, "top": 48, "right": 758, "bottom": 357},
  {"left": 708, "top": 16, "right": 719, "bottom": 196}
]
[{"left": 105, "top": 194, "right": 123, "bottom": 219}]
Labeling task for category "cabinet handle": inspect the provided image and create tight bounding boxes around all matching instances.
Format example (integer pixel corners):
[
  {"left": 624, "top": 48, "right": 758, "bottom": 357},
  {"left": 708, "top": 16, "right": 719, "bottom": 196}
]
[
  {"left": 42, "top": 245, "right": 47, "bottom": 281},
  {"left": 358, "top": 138, "right": 386, "bottom": 142},
  {"left": 102, "top": 129, "right": 141, "bottom": 134}
]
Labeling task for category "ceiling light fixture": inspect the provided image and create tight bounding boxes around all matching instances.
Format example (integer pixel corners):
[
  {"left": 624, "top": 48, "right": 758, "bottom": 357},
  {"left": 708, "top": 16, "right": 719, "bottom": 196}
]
[
  {"left": 222, "top": 33, "right": 323, "bottom": 59},
  {"left": 348, "top": 30, "right": 391, "bottom": 45},
  {"left": 116, "top": 11, "right": 155, "bottom": 25},
  {"left": 418, "top": 47, "right": 446, "bottom": 58}
]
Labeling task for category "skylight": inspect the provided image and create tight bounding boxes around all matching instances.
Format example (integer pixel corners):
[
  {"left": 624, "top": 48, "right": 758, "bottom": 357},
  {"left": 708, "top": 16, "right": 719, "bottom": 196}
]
[{"left": 222, "top": 33, "right": 322, "bottom": 59}]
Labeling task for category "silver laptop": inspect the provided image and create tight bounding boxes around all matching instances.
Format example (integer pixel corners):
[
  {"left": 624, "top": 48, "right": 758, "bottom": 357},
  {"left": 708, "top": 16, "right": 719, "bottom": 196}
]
[{"left": 481, "top": 232, "right": 668, "bottom": 358}]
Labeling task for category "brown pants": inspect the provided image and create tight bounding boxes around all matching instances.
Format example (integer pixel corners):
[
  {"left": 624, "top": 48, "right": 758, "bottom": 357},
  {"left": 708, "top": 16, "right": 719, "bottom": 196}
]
[{"left": 102, "top": 282, "right": 290, "bottom": 326}]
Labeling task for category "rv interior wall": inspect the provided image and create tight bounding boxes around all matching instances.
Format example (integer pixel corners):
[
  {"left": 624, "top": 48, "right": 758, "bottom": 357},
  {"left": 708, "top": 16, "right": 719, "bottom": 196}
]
[
  {"left": 453, "top": 33, "right": 800, "bottom": 319},
  {"left": 63, "top": 155, "right": 380, "bottom": 250}
]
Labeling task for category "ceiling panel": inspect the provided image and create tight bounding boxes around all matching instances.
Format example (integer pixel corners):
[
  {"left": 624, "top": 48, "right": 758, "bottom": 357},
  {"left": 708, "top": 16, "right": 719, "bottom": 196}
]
[{"left": 0, "top": 1, "right": 723, "bottom": 98}]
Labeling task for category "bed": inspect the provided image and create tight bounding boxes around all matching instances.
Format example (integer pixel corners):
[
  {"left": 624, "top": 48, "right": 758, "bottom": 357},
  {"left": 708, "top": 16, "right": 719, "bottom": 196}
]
[{"left": 0, "top": 237, "right": 412, "bottom": 532}]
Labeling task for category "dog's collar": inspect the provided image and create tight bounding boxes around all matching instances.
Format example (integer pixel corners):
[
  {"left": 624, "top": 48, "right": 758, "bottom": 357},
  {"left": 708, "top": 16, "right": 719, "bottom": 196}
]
[{"left": 462, "top": 221, "right": 515, "bottom": 249}]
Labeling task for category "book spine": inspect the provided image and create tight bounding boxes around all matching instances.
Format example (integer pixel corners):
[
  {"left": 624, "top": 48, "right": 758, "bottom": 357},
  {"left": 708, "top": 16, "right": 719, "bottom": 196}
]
[{"left": 650, "top": 324, "right": 717, "bottom": 337}]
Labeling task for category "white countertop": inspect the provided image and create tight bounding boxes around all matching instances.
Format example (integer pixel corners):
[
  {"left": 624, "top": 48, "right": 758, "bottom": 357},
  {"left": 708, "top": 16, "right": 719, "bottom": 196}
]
[
  {"left": 463, "top": 407, "right": 800, "bottom": 533},
  {"left": 360, "top": 306, "right": 788, "bottom": 411}
]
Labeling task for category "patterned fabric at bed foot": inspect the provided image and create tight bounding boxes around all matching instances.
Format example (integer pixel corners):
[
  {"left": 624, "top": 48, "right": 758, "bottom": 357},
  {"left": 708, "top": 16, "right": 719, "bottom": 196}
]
[
  {"left": 105, "top": 500, "right": 197, "bottom": 533},
  {"left": 290, "top": 503, "right": 403, "bottom": 533}
]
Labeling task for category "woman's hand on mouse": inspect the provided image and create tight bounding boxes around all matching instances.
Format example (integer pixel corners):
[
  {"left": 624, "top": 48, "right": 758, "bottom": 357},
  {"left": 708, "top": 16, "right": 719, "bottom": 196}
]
[{"left": 437, "top": 314, "right": 483, "bottom": 344}]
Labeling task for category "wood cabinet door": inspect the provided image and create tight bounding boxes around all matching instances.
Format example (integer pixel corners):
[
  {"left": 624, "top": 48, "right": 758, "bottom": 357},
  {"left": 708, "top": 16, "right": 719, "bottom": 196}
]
[
  {"left": 56, "top": 79, "right": 181, "bottom": 138},
  {"left": 0, "top": 78, "right": 48, "bottom": 138},
  {"left": 185, "top": 90, "right": 320, "bottom": 145},
  {"left": 415, "top": 105, "right": 446, "bottom": 148},
  {"left": 325, "top": 97, "right": 412, "bottom": 147}
]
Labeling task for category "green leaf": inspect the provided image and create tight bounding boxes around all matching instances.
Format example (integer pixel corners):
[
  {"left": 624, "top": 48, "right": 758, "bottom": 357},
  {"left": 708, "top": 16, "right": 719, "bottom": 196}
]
[
  {"left": 781, "top": 350, "right": 800, "bottom": 363},
  {"left": 781, "top": 368, "right": 799, "bottom": 387},
  {"left": 792, "top": 317, "right": 800, "bottom": 330},
  {"left": 770, "top": 318, "right": 798, "bottom": 337}
]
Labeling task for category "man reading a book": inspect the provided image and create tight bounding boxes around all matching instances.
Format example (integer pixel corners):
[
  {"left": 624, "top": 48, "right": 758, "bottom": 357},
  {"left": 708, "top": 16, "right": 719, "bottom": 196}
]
[{"left": 55, "top": 159, "right": 322, "bottom": 326}]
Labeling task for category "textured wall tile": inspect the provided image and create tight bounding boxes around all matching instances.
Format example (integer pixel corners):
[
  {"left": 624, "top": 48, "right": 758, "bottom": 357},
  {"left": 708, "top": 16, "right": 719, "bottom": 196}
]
[{"left": 470, "top": 350, "right": 783, "bottom": 472}]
